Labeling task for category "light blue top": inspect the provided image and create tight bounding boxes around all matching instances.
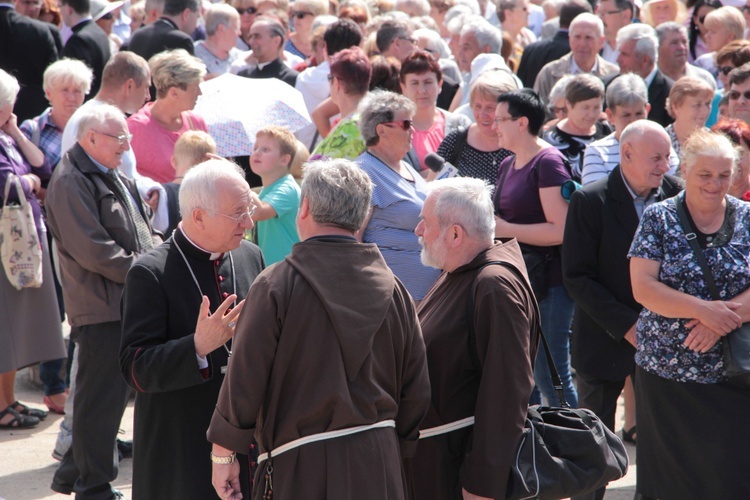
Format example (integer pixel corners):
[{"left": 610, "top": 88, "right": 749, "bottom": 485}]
[
  {"left": 258, "top": 174, "right": 301, "bottom": 265},
  {"left": 355, "top": 151, "right": 441, "bottom": 300}
]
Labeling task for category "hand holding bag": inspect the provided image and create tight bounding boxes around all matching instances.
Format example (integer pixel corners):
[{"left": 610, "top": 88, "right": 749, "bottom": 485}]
[
  {"left": 672, "top": 194, "right": 750, "bottom": 389},
  {"left": 466, "top": 261, "right": 629, "bottom": 500},
  {"left": 0, "top": 173, "right": 43, "bottom": 289}
]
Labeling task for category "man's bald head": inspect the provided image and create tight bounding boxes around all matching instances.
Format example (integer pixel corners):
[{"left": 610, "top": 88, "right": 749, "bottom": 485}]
[{"left": 620, "top": 120, "right": 672, "bottom": 196}]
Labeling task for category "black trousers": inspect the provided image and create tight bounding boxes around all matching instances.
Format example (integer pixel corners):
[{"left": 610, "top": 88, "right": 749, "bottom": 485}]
[
  {"left": 52, "top": 321, "right": 130, "bottom": 500},
  {"left": 571, "top": 371, "right": 631, "bottom": 500}
]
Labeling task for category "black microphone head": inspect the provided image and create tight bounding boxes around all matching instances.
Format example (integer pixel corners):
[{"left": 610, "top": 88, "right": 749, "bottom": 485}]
[{"left": 424, "top": 152, "right": 445, "bottom": 172}]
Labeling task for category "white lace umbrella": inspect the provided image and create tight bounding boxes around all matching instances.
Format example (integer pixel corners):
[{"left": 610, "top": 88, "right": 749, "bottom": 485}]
[{"left": 194, "top": 73, "right": 311, "bottom": 157}]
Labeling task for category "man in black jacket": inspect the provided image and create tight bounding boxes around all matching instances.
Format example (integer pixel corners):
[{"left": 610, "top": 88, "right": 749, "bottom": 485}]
[
  {"left": 126, "top": 0, "right": 197, "bottom": 62},
  {"left": 60, "top": 0, "right": 110, "bottom": 98},
  {"left": 0, "top": 0, "right": 59, "bottom": 121},
  {"left": 516, "top": 0, "right": 591, "bottom": 88},
  {"left": 562, "top": 120, "right": 683, "bottom": 500},
  {"left": 239, "top": 17, "right": 297, "bottom": 87}
]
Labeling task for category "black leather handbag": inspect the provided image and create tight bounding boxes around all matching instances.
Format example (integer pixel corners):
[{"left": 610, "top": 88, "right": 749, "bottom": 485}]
[
  {"left": 467, "top": 261, "right": 629, "bottom": 500},
  {"left": 673, "top": 194, "right": 750, "bottom": 389}
]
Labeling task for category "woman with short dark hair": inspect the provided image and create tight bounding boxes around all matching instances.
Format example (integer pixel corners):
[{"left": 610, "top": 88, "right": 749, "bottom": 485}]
[{"left": 492, "top": 88, "right": 578, "bottom": 407}]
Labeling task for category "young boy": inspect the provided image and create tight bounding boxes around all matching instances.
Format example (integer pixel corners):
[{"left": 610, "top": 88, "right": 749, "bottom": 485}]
[
  {"left": 163, "top": 130, "right": 217, "bottom": 238},
  {"left": 249, "top": 126, "right": 302, "bottom": 264}
]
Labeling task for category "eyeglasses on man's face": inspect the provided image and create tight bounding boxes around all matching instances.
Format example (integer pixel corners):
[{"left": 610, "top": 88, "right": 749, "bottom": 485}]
[
  {"left": 216, "top": 205, "right": 257, "bottom": 224},
  {"left": 729, "top": 90, "right": 750, "bottom": 101},
  {"left": 95, "top": 130, "right": 133, "bottom": 145}
]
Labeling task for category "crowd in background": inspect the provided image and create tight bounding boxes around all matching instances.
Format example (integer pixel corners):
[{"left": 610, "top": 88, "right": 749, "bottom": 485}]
[{"left": 3, "top": 0, "right": 750, "bottom": 497}]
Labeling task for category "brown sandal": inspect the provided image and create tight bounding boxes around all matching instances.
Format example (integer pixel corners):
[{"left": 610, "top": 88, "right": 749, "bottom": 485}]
[{"left": 0, "top": 406, "right": 41, "bottom": 429}]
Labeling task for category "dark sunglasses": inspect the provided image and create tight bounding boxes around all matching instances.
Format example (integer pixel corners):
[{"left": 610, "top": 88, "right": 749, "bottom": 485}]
[
  {"left": 100, "top": 12, "right": 114, "bottom": 20},
  {"left": 698, "top": 15, "right": 707, "bottom": 23},
  {"left": 719, "top": 66, "right": 735, "bottom": 76},
  {"left": 729, "top": 90, "right": 750, "bottom": 100},
  {"left": 381, "top": 119, "right": 413, "bottom": 130},
  {"left": 236, "top": 6, "right": 257, "bottom": 15},
  {"left": 292, "top": 10, "right": 313, "bottom": 19}
]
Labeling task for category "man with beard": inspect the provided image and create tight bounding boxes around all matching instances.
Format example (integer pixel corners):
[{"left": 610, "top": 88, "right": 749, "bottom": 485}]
[{"left": 409, "top": 177, "right": 540, "bottom": 500}]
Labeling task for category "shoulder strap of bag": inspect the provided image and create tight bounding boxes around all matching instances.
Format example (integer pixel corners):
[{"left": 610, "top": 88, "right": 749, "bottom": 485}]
[
  {"left": 448, "top": 126, "right": 469, "bottom": 166},
  {"left": 465, "top": 259, "right": 568, "bottom": 407},
  {"left": 2, "top": 174, "right": 28, "bottom": 209},
  {"left": 672, "top": 193, "right": 721, "bottom": 300}
]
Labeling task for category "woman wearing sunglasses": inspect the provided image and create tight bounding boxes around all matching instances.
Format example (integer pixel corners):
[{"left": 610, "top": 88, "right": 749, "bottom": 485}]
[
  {"left": 286, "top": 0, "right": 328, "bottom": 61},
  {"left": 687, "top": 0, "right": 721, "bottom": 63},
  {"left": 355, "top": 90, "right": 441, "bottom": 302},
  {"left": 228, "top": 0, "right": 258, "bottom": 50}
]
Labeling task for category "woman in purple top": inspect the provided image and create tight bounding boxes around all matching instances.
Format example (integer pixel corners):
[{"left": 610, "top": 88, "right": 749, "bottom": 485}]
[
  {"left": 0, "top": 70, "right": 65, "bottom": 429},
  {"left": 491, "top": 89, "right": 578, "bottom": 407}
]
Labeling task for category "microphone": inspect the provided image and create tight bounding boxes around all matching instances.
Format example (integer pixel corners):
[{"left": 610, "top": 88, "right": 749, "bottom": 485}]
[{"left": 424, "top": 153, "right": 459, "bottom": 180}]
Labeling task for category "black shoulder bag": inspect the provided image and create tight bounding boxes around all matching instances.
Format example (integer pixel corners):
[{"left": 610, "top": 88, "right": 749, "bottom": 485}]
[
  {"left": 672, "top": 194, "right": 750, "bottom": 388},
  {"left": 467, "top": 261, "right": 629, "bottom": 500}
]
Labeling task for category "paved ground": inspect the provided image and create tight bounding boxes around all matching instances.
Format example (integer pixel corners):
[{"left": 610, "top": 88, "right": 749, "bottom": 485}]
[{"left": 0, "top": 369, "right": 636, "bottom": 500}]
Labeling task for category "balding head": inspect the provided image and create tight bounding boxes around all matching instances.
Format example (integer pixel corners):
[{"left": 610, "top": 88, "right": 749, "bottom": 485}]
[{"left": 619, "top": 120, "right": 672, "bottom": 196}]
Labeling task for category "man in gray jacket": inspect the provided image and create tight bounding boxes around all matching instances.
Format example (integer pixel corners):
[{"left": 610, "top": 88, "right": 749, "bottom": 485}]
[{"left": 46, "top": 104, "right": 160, "bottom": 500}]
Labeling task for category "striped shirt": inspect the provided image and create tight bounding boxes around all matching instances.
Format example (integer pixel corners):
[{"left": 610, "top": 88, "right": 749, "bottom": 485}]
[{"left": 581, "top": 132, "right": 680, "bottom": 186}]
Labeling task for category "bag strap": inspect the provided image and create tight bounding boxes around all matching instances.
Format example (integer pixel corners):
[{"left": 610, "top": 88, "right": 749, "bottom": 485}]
[
  {"left": 448, "top": 126, "right": 469, "bottom": 166},
  {"left": 465, "top": 259, "right": 568, "bottom": 407},
  {"left": 2, "top": 174, "right": 28, "bottom": 210},
  {"left": 672, "top": 193, "right": 721, "bottom": 300}
]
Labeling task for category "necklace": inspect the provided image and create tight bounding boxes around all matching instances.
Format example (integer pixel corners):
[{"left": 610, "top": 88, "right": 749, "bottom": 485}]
[{"left": 173, "top": 235, "right": 236, "bottom": 368}]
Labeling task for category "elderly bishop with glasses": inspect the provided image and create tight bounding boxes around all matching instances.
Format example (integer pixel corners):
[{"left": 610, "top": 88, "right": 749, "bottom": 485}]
[{"left": 119, "top": 158, "right": 264, "bottom": 499}]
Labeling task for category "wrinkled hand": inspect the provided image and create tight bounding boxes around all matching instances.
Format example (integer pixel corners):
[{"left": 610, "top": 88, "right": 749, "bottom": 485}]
[
  {"left": 36, "top": 187, "right": 47, "bottom": 204},
  {"left": 684, "top": 319, "right": 723, "bottom": 353},
  {"left": 697, "top": 300, "right": 742, "bottom": 335},
  {"left": 1, "top": 112, "right": 19, "bottom": 138},
  {"left": 212, "top": 460, "right": 242, "bottom": 500},
  {"left": 462, "top": 488, "right": 492, "bottom": 500},
  {"left": 194, "top": 295, "right": 245, "bottom": 357},
  {"left": 145, "top": 188, "right": 160, "bottom": 210}
]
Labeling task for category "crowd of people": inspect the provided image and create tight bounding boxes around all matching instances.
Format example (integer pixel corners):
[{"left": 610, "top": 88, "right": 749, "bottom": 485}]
[{"left": 2, "top": 0, "right": 750, "bottom": 498}]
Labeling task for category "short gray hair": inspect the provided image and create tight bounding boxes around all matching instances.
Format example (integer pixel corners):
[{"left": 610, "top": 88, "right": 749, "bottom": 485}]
[
  {"left": 149, "top": 49, "right": 207, "bottom": 98},
  {"left": 204, "top": 3, "right": 240, "bottom": 36},
  {"left": 460, "top": 19, "right": 502, "bottom": 54},
  {"left": 655, "top": 21, "right": 686, "bottom": 46},
  {"left": 358, "top": 89, "right": 416, "bottom": 147},
  {"left": 426, "top": 177, "right": 495, "bottom": 242},
  {"left": 179, "top": 159, "right": 248, "bottom": 216},
  {"left": 616, "top": 23, "right": 658, "bottom": 62},
  {"left": 0, "top": 69, "right": 20, "bottom": 108},
  {"left": 548, "top": 74, "right": 574, "bottom": 106},
  {"left": 43, "top": 58, "right": 93, "bottom": 95},
  {"left": 606, "top": 73, "right": 648, "bottom": 111},
  {"left": 75, "top": 103, "right": 127, "bottom": 141},
  {"left": 301, "top": 159, "right": 373, "bottom": 232},
  {"left": 570, "top": 12, "right": 604, "bottom": 39},
  {"left": 680, "top": 129, "right": 739, "bottom": 175}
]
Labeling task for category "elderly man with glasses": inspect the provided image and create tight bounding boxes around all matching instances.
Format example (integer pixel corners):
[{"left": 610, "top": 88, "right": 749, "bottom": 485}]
[
  {"left": 46, "top": 103, "right": 161, "bottom": 499},
  {"left": 120, "top": 159, "right": 264, "bottom": 500}
]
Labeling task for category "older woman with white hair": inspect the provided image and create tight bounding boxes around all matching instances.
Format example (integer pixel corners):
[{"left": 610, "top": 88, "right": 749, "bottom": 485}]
[
  {"left": 629, "top": 129, "right": 750, "bottom": 498},
  {"left": 18, "top": 58, "right": 92, "bottom": 415},
  {"left": 194, "top": 3, "right": 243, "bottom": 77},
  {"left": 128, "top": 49, "right": 208, "bottom": 183},
  {"left": 0, "top": 69, "right": 66, "bottom": 429}
]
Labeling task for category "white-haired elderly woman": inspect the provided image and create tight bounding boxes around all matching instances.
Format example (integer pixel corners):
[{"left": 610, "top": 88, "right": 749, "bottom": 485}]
[
  {"left": 286, "top": 0, "right": 329, "bottom": 60},
  {"left": 665, "top": 76, "right": 714, "bottom": 160},
  {"left": 435, "top": 70, "right": 516, "bottom": 184},
  {"left": 19, "top": 58, "right": 92, "bottom": 415},
  {"left": 0, "top": 69, "right": 66, "bottom": 429},
  {"left": 194, "top": 3, "right": 243, "bottom": 78},
  {"left": 629, "top": 129, "right": 750, "bottom": 499},
  {"left": 541, "top": 74, "right": 572, "bottom": 132},
  {"left": 354, "top": 90, "right": 441, "bottom": 302},
  {"left": 582, "top": 74, "right": 680, "bottom": 185},
  {"left": 128, "top": 49, "right": 208, "bottom": 183}
]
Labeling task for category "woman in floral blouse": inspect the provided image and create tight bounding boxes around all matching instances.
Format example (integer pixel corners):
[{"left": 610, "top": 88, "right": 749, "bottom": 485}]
[{"left": 629, "top": 129, "right": 750, "bottom": 499}]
